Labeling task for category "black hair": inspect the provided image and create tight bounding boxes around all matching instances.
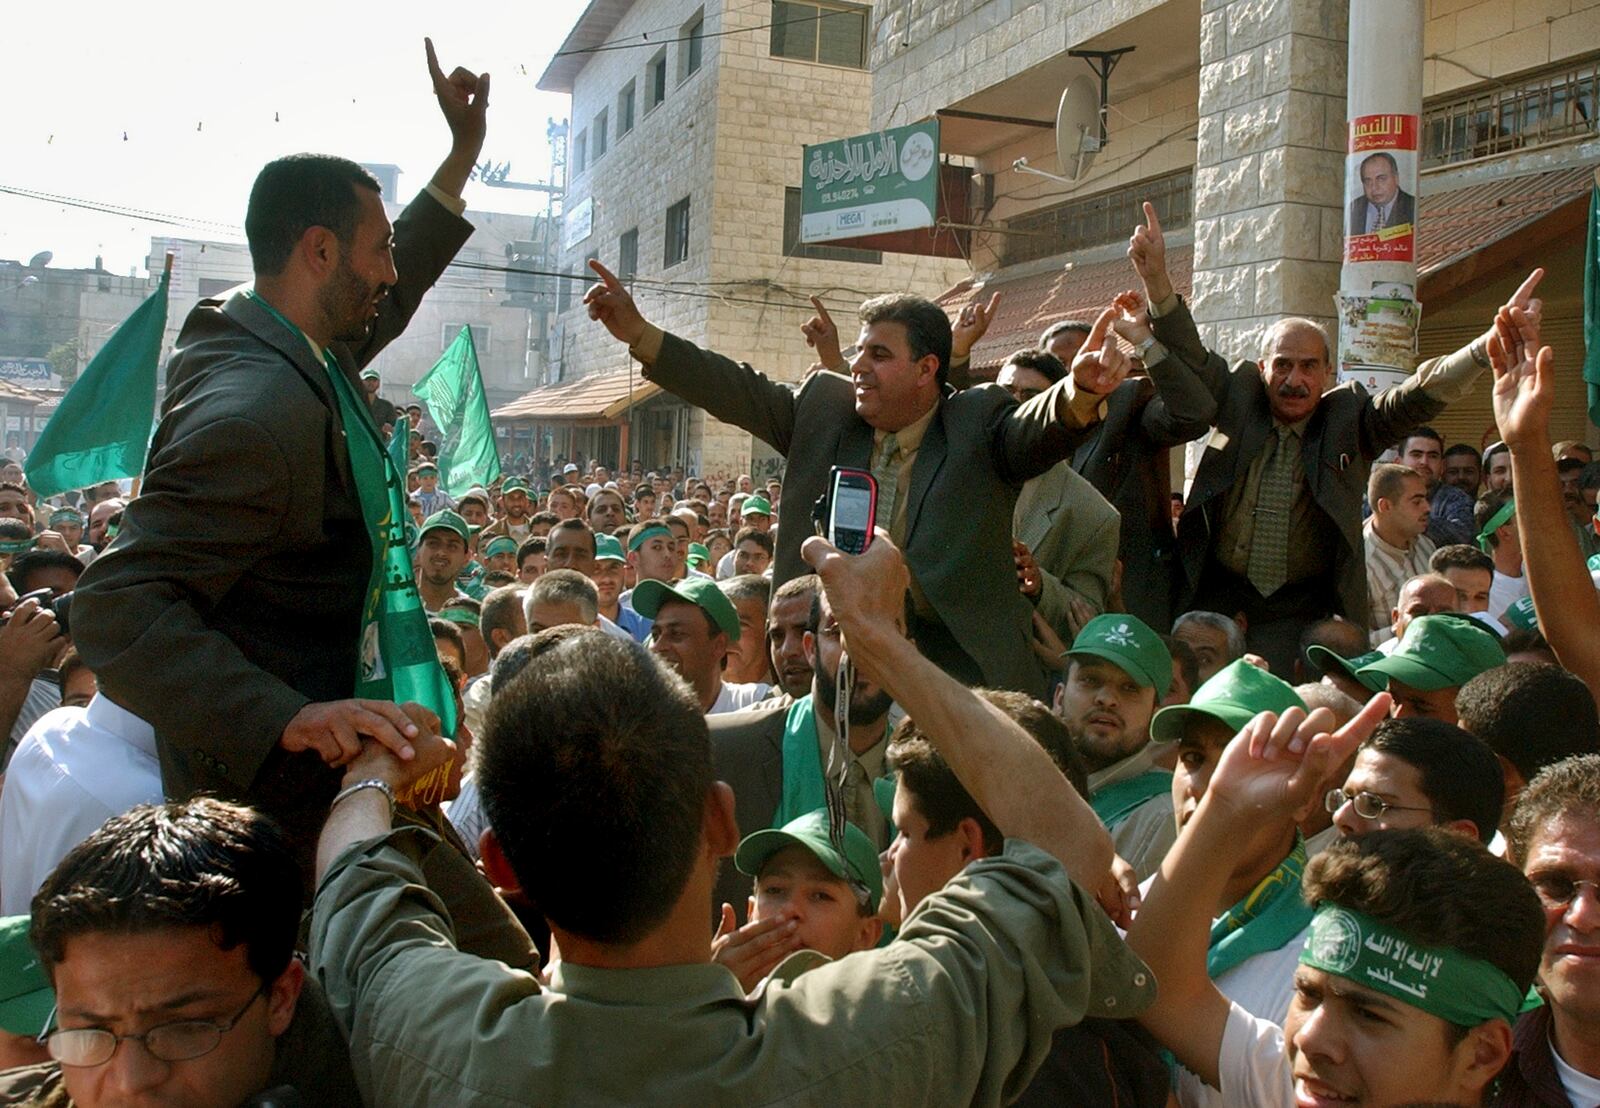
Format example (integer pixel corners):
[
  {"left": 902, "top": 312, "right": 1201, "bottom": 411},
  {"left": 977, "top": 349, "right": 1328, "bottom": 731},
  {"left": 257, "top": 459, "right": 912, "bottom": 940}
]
[
  {"left": 479, "top": 632, "right": 712, "bottom": 944},
  {"left": 1361, "top": 718, "right": 1504, "bottom": 842},
  {"left": 244, "top": 154, "right": 381, "bottom": 277},
  {"left": 859, "top": 294, "right": 953, "bottom": 387},
  {"left": 1456, "top": 662, "right": 1600, "bottom": 784},
  {"left": 1001, "top": 347, "right": 1067, "bottom": 386},
  {"left": 7, "top": 548, "right": 84, "bottom": 594},
  {"left": 31, "top": 799, "right": 301, "bottom": 985}
]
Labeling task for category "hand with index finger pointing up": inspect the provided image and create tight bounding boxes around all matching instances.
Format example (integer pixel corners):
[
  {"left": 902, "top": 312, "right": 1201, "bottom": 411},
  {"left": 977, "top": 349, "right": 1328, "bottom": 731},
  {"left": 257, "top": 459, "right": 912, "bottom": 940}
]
[
  {"left": 583, "top": 258, "right": 648, "bottom": 346},
  {"left": 1128, "top": 200, "right": 1173, "bottom": 305},
  {"left": 1069, "top": 306, "right": 1132, "bottom": 397}
]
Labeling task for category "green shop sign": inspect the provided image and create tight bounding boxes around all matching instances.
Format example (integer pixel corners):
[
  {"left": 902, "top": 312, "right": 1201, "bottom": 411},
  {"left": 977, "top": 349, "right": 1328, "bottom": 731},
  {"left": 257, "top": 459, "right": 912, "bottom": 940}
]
[{"left": 800, "top": 120, "right": 940, "bottom": 243}]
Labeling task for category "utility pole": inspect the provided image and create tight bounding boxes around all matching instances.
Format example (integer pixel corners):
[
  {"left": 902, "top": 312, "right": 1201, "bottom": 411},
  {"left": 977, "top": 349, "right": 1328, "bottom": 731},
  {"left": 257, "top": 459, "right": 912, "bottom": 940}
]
[{"left": 1336, "top": 0, "right": 1424, "bottom": 393}]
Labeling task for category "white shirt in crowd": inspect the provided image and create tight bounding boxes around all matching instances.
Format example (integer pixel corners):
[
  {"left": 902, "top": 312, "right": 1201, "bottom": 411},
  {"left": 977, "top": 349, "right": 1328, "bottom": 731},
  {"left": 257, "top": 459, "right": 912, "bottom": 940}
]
[
  {"left": 0, "top": 695, "right": 161, "bottom": 915},
  {"left": 1216, "top": 1003, "right": 1295, "bottom": 1106},
  {"left": 710, "top": 681, "right": 772, "bottom": 715},
  {"left": 1553, "top": 1036, "right": 1600, "bottom": 1108},
  {"left": 1489, "top": 569, "right": 1529, "bottom": 625}
]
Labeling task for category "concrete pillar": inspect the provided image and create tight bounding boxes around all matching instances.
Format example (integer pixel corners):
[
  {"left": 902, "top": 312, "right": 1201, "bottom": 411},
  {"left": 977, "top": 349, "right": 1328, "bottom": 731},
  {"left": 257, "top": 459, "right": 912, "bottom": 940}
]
[{"left": 1191, "top": 0, "right": 1350, "bottom": 363}]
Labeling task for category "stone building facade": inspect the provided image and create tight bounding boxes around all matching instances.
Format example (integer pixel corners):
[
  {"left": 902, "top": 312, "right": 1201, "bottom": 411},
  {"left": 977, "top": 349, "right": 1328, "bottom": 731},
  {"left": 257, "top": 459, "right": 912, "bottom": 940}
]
[{"left": 540, "top": 0, "right": 966, "bottom": 479}]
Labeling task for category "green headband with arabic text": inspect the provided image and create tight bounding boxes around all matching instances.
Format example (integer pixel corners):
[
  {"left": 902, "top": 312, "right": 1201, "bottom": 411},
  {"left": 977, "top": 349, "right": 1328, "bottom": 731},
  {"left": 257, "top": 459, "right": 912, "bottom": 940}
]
[{"left": 1299, "top": 905, "right": 1527, "bottom": 1027}]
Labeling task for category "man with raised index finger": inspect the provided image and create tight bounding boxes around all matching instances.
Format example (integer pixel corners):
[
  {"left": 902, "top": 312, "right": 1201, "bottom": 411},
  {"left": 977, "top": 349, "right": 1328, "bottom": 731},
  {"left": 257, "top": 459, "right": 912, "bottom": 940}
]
[
  {"left": 71, "top": 39, "right": 490, "bottom": 886},
  {"left": 1139, "top": 227, "right": 1545, "bottom": 673},
  {"left": 584, "top": 263, "right": 1129, "bottom": 698}
]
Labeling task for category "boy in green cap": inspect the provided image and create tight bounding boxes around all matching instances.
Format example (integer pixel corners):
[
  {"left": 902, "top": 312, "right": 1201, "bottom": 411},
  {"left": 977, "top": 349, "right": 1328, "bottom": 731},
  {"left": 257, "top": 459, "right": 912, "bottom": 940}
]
[
  {"left": 1054, "top": 613, "right": 1177, "bottom": 881},
  {"left": 1353, "top": 612, "right": 1506, "bottom": 726},
  {"left": 411, "top": 461, "right": 455, "bottom": 517},
  {"left": 1143, "top": 658, "right": 1318, "bottom": 1099},
  {"left": 712, "top": 809, "right": 883, "bottom": 992}
]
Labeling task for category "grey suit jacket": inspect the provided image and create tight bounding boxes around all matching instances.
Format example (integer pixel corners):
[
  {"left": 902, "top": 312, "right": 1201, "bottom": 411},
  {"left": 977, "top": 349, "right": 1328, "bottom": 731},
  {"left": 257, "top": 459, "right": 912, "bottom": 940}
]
[
  {"left": 644, "top": 335, "right": 1103, "bottom": 697},
  {"left": 1151, "top": 297, "right": 1477, "bottom": 625},
  {"left": 1015, "top": 462, "right": 1121, "bottom": 642},
  {"left": 73, "top": 191, "right": 472, "bottom": 856},
  {"left": 1348, "top": 189, "right": 1416, "bottom": 233},
  {"left": 708, "top": 700, "right": 791, "bottom": 924}
]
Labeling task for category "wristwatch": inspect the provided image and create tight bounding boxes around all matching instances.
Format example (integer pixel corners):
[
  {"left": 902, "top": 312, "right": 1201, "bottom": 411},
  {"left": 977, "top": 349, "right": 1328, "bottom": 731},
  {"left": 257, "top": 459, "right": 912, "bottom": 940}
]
[{"left": 1135, "top": 335, "right": 1162, "bottom": 364}]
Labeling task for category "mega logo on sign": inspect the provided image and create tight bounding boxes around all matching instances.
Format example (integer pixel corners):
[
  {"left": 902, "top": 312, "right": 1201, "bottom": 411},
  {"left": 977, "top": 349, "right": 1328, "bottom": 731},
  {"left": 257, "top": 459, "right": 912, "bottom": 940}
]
[{"left": 800, "top": 121, "right": 940, "bottom": 244}]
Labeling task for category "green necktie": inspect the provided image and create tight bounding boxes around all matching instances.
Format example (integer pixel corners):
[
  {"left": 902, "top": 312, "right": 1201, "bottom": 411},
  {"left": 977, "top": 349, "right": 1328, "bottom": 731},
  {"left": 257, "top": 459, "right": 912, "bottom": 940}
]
[
  {"left": 872, "top": 432, "right": 900, "bottom": 542},
  {"left": 1246, "top": 425, "right": 1298, "bottom": 597}
]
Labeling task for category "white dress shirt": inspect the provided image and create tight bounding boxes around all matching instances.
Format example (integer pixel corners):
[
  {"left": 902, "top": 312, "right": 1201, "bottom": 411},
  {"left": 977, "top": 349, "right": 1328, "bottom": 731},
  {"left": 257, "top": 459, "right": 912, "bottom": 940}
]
[{"left": 0, "top": 695, "right": 161, "bottom": 915}]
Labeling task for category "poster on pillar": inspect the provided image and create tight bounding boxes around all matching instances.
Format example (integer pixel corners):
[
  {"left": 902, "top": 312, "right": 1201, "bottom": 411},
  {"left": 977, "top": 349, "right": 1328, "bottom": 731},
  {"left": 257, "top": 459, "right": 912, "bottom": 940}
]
[{"left": 1344, "top": 114, "right": 1419, "bottom": 263}]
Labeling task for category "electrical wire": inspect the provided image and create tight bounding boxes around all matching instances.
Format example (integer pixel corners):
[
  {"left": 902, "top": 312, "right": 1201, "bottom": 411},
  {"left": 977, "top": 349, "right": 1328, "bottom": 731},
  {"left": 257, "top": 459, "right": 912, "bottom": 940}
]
[{"left": 553, "top": 7, "right": 863, "bottom": 58}]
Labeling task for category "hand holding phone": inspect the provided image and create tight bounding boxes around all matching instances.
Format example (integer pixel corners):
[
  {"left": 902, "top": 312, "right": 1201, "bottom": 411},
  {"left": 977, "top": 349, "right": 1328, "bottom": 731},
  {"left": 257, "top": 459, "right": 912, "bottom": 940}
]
[{"left": 813, "top": 467, "right": 877, "bottom": 555}]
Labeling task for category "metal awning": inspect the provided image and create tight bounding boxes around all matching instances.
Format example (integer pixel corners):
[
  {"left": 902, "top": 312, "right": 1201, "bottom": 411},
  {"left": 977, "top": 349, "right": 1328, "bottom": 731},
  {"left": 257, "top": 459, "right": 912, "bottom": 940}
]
[{"left": 491, "top": 371, "right": 661, "bottom": 425}]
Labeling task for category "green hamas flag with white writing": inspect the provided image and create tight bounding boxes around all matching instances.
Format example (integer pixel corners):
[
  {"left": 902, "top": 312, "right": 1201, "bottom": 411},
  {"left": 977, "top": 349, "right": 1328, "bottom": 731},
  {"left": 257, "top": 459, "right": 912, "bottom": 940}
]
[
  {"left": 25, "top": 268, "right": 168, "bottom": 497},
  {"left": 1584, "top": 175, "right": 1600, "bottom": 428},
  {"left": 412, "top": 326, "right": 501, "bottom": 498}
]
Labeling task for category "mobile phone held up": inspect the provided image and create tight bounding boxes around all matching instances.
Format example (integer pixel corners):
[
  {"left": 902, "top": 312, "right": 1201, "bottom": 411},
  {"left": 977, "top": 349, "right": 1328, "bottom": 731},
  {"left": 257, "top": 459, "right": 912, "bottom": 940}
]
[{"left": 812, "top": 467, "right": 877, "bottom": 554}]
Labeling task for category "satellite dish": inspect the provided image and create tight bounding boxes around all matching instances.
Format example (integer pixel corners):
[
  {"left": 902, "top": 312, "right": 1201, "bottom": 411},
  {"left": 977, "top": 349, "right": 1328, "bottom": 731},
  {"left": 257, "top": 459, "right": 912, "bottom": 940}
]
[
  {"left": 27, "top": 251, "right": 52, "bottom": 269},
  {"left": 1056, "top": 76, "right": 1103, "bottom": 180}
]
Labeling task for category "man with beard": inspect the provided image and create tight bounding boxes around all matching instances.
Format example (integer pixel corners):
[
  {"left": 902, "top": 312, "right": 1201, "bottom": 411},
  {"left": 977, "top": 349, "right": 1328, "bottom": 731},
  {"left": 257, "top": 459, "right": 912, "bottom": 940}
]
[
  {"left": 1139, "top": 234, "right": 1545, "bottom": 671},
  {"left": 708, "top": 584, "right": 906, "bottom": 924},
  {"left": 1054, "top": 614, "right": 1176, "bottom": 880},
  {"left": 481, "top": 476, "right": 535, "bottom": 544},
  {"left": 766, "top": 573, "right": 819, "bottom": 701},
  {"left": 416, "top": 511, "right": 473, "bottom": 616},
  {"left": 70, "top": 39, "right": 489, "bottom": 883}
]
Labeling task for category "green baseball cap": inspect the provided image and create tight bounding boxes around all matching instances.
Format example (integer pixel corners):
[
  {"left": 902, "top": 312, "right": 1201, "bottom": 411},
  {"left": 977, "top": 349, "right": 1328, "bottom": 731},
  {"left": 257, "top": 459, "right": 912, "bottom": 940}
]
[
  {"left": 413, "top": 462, "right": 438, "bottom": 475},
  {"left": 1356, "top": 613, "right": 1506, "bottom": 691},
  {"left": 1305, "top": 645, "right": 1388, "bottom": 692},
  {"left": 685, "top": 542, "right": 711, "bottom": 568},
  {"left": 0, "top": 916, "right": 53, "bottom": 1038},
  {"left": 483, "top": 536, "right": 519, "bottom": 559},
  {"left": 631, "top": 577, "right": 741, "bottom": 640},
  {"left": 735, "top": 809, "right": 883, "bottom": 913},
  {"left": 419, "top": 510, "right": 470, "bottom": 546},
  {"left": 1065, "top": 614, "right": 1172, "bottom": 698},
  {"left": 741, "top": 495, "right": 773, "bottom": 517},
  {"left": 595, "top": 534, "right": 626, "bottom": 563},
  {"left": 1503, "top": 595, "right": 1538, "bottom": 632},
  {"left": 1150, "top": 659, "right": 1308, "bottom": 744},
  {"left": 359, "top": 368, "right": 380, "bottom": 381},
  {"left": 502, "top": 477, "right": 531, "bottom": 494}
]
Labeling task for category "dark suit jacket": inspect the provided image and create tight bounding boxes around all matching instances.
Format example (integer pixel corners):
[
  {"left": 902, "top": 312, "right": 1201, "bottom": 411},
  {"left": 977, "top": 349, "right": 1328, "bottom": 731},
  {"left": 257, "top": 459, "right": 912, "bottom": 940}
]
[
  {"left": 73, "top": 191, "right": 472, "bottom": 856},
  {"left": 644, "top": 335, "right": 1101, "bottom": 697},
  {"left": 1348, "top": 189, "right": 1416, "bottom": 233},
  {"left": 708, "top": 699, "right": 791, "bottom": 924},
  {"left": 1150, "top": 297, "right": 1471, "bottom": 626},
  {"left": 1070, "top": 350, "right": 1217, "bottom": 629}
]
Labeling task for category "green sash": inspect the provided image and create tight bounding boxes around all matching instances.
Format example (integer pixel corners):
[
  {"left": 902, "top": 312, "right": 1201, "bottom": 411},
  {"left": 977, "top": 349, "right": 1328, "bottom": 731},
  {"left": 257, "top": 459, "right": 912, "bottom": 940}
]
[
  {"left": 774, "top": 695, "right": 893, "bottom": 831},
  {"left": 1207, "top": 836, "right": 1314, "bottom": 979},
  {"left": 1090, "top": 770, "right": 1172, "bottom": 829},
  {"left": 246, "top": 292, "right": 456, "bottom": 736}
]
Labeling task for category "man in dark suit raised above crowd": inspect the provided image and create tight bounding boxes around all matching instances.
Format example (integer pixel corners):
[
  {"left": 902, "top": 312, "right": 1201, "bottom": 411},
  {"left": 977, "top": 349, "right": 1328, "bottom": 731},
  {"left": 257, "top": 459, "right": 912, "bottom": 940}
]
[{"left": 583, "top": 261, "right": 1133, "bottom": 699}]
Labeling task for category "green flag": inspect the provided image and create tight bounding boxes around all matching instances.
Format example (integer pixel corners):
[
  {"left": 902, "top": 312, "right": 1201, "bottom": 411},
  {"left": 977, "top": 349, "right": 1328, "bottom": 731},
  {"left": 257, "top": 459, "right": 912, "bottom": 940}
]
[
  {"left": 412, "top": 326, "right": 500, "bottom": 498},
  {"left": 387, "top": 410, "right": 411, "bottom": 477},
  {"left": 25, "top": 269, "right": 168, "bottom": 497},
  {"left": 1584, "top": 177, "right": 1600, "bottom": 428}
]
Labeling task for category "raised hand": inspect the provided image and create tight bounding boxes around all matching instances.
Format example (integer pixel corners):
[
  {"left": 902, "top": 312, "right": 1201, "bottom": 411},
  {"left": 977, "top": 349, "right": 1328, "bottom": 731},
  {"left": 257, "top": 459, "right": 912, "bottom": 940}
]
[
  {"left": 712, "top": 905, "right": 803, "bottom": 993},
  {"left": 800, "top": 296, "right": 845, "bottom": 369},
  {"left": 1503, "top": 267, "right": 1545, "bottom": 333},
  {"left": 1211, "top": 692, "right": 1391, "bottom": 821},
  {"left": 952, "top": 291, "right": 1001, "bottom": 361},
  {"left": 1127, "top": 201, "right": 1173, "bottom": 304},
  {"left": 1070, "top": 307, "right": 1132, "bottom": 397},
  {"left": 1489, "top": 304, "right": 1555, "bottom": 451},
  {"left": 583, "top": 259, "right": 648, "bottom": 347},
  {"left": 425, "top": 38, "right": 489, "bottom": 160},
  {"left": 1109, "top": 288, "right": 1153, "bottom": 346}
]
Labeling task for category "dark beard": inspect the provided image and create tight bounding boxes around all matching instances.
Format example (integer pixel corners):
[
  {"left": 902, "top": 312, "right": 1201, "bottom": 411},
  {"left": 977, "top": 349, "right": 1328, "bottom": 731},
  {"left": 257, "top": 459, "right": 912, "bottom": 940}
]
[
  {"left": 812, "top": 652, "right": 893, "bottom": 725},
  {"left": 320, "top": 256, "right": 385, "bottom": 344}
]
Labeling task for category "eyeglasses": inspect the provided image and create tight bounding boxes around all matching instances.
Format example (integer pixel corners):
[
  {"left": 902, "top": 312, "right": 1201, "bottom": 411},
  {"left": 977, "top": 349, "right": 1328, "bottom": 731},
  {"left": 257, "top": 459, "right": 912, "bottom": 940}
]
[
  {"left": 1527, "top": 874, "right": 1600, "bottom": 911},
  {"left": 1323, "top": 787, "right": 1434, "bottom": 821},
  {"left": 40, "top": 985, "right": 265, "bottom": 1069}
]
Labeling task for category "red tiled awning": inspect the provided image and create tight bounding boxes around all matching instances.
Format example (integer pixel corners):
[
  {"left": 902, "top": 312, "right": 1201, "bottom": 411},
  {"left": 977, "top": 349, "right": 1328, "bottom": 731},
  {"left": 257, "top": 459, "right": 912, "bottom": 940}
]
[
  {"left": 491, "top": 371, "right": 660, "bottom": 424},
  {"left": 937, "top": 247, "right": 1194, "bottom": 374}
]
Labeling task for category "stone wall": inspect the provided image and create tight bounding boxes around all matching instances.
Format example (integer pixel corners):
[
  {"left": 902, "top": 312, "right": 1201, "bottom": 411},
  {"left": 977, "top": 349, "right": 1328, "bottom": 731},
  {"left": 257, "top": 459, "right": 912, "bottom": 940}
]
[
  {"left": 550, "top": 0, "right": 965, "bottom": 477},
  {"left": 1189, "top": 0, "right": 1347, "bottom": 363},
  {"left": 1426, "top": 0, "right": 1600, "bottom": 96}
]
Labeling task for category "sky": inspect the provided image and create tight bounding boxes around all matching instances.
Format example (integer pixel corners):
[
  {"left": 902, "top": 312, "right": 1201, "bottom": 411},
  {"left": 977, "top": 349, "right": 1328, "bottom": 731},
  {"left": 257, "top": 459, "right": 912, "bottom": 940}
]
[{"left": 2, "top": 0, "right": 593, "bottom": 275}]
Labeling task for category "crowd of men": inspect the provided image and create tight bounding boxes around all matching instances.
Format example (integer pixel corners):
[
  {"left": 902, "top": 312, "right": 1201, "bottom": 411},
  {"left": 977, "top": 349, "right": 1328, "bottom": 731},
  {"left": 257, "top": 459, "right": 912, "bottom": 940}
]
[{"left": 0, "top": 42, "right": 1595, "bottom": 1108}]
